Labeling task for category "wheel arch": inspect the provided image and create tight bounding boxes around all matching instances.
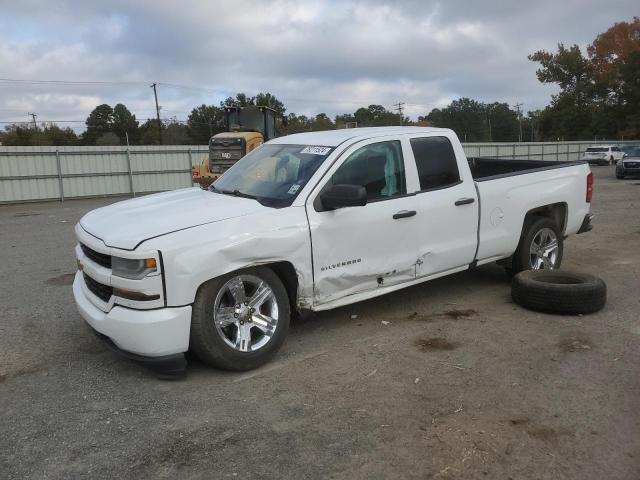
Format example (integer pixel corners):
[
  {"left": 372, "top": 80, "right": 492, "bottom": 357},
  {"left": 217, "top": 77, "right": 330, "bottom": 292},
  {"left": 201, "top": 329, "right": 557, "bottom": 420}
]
[
  {"left": 264, "top": 261, "right": 299, "bottom": 314},
  {"left": 523, "top": 202, "right": 568, "bottom": 235},
  {"left": 193, "top": 260, "right": 300, "bottom": 313}
]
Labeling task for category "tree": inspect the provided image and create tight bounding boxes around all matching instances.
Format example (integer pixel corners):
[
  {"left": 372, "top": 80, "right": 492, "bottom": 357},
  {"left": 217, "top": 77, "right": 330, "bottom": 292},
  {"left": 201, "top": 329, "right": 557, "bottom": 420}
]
[
  {"left": 40, "top": 124, "right": 79, "bottom": 145},
  {"left": 0, "top": 123, "right": 79, "bottom": 146},
  {"left": 139, "top": 119, "right": 162, "bottom": 145},
  {"left": 221, "top": 93, "right": 255, "bottom": 108},
  {"left": 282, "top": 113, "right": 311, "bottom": 134},
  {"left": 254, "top": 92, "right": 286, "bottom": 113},
  {"left": 112, "top": 104, "right": 139, "bottom": 145},
  {"left": 95, "top": 132, "right": 120, "bottom": 146},
  {"left": 164, "top": 119, "right": 191, "bottom": 144},
  {"left": 187, "top": 104, "right": 224, "bottom": 143},
  {"left": 351, "top": 105, "right": 400, "bottom": 127},
  {"left": 83, "top": 104, "right": 114, "bottom": 145},
  {"left": 528, "top": 17, "right": 640, "bottom": 139},
  {"left": 588, "top": 17, "right": 640, "bottom": 92},
  {"left": 528, "top": 45, "right": 599, "bottom": 140},
  {"left": 309, "top": 113, "right": 334, "bottom": 131},
  {"left": 334, "top": 113, "right": 357, "bottom": 128},
  {"left": 529, "top": 45, "right": 594, "bottom": 98},
  {"left": 619, "top": 50, "right": 640, "bottom": 137},
  {"left": 486, "top": 102, "right": 519, "bottom": 142},
  {"left": 425, "top": 98, "right": 488, "bottom": 141}
]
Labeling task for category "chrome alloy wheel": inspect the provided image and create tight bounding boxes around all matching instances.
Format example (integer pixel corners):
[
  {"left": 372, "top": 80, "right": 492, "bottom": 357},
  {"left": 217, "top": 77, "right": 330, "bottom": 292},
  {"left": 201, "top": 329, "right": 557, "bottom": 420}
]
[
  {"left": 529, "top": 227, "right": 559, "bottom": 270},
  {"left": 213, "top": 275, "right": 279, "bottom": 352}
]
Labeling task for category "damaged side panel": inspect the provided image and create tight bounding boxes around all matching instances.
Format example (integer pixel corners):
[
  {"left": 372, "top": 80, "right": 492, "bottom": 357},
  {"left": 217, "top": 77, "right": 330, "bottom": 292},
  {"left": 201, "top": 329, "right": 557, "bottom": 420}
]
[
  {"left": 145, "top": 206, "right": 314, "bottom": 308},
  {"left": 306, "top": 195, "right": 421, "bottom": 305}
]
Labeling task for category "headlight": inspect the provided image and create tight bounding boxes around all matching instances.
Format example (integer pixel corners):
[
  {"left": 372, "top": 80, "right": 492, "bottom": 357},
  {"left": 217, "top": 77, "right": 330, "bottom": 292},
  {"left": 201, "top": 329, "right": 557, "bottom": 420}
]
[{"left": 112, "top": 257, "right": 157, "bottom": 279}]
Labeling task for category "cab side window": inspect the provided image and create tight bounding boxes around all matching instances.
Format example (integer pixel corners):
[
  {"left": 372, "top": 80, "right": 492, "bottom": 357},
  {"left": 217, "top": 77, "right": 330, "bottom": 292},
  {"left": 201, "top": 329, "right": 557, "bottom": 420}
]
[
  {"left": 410, "top": 136, "right": 461, "bottom": 190},
  {"left": 331, "top": 141, "right": 406, "bottom": 201}
]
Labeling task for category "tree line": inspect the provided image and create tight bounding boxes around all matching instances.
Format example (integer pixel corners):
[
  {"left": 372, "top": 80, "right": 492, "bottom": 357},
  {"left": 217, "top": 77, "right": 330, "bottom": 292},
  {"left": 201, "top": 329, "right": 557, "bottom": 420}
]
[{"left": 1, "top": 17, "right": 637, "bottom": 146}]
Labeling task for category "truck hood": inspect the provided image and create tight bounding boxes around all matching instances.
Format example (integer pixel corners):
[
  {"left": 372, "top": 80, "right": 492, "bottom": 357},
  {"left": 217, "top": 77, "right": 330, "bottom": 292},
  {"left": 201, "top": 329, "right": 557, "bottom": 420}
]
[{"left": 80, "top": 188, "right": 267, "bottom": 250}]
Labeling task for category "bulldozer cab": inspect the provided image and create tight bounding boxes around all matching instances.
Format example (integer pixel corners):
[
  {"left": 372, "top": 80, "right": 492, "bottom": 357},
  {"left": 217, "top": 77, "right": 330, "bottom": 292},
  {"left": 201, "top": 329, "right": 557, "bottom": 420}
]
[
  {"left": 224, "top": 105, "right": 280, "bottom": 142},
  {"left": 204, "top": 106, "right": 284, "bottom": 181}
]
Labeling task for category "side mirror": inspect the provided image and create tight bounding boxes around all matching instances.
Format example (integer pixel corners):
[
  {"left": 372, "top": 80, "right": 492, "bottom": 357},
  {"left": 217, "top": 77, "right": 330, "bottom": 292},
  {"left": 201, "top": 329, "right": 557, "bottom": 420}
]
[{"left": 320, "top": 184, "right": 367, "bottom": 210}]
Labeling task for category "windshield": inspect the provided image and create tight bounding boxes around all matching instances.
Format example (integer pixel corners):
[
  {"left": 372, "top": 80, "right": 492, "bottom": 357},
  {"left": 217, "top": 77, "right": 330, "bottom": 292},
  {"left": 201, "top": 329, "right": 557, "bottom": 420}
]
[
  {"left": 586, "top": 147, "right": 607, "bottom": 152},
  {"left": 228, "top": 108, "right": 264, "bottom": 134},
  {"left": 622, "top": 145, "right": 640, "bottom": 157},
  {"left": 211, "top": 144, "right": 334, "bottom": 207},
  {"left": 622, "top": 145, "right": 640, "bottom": 156}
]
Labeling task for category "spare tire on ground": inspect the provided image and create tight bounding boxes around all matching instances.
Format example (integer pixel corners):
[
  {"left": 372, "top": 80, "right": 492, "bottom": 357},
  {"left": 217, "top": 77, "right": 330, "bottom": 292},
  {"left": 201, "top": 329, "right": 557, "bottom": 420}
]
[{"left": 511, "top": 270, "right": 606, "bottom": 315}]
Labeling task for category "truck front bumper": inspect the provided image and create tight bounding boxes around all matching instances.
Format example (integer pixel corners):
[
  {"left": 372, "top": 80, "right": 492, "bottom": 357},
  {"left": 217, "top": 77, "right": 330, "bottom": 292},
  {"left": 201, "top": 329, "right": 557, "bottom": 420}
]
[{"left": 73, "top": 272, "right": 192, "bottom": 368}]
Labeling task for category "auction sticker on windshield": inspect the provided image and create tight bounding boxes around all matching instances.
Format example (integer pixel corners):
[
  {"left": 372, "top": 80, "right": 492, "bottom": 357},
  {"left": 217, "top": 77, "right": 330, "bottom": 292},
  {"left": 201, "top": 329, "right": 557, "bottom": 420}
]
[
  {"left": 301, "top": 146, "right": 331, "bottom": 155},
  {"left": 287, "top": 184, "right": 301, "bottom": 194}
]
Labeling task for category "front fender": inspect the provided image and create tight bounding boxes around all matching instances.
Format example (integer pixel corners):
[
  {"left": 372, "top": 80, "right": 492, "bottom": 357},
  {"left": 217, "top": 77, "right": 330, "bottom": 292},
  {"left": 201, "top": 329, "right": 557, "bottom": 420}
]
[{"left": 144, "top": 206, "right": 313, "bottom": 307}]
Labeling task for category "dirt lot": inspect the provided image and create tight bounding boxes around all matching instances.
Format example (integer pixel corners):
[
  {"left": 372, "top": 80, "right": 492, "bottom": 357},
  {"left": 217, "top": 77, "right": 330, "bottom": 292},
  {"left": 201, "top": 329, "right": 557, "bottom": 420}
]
[{"left": 1, "top": 167, "right": 638, "bottom": 479}]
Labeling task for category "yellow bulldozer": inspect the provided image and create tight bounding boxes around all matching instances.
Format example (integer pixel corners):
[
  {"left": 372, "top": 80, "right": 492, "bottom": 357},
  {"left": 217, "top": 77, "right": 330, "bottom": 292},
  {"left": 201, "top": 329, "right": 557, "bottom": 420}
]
[{"left": 191, "top": 105, "right": 283, "bottom": 188}]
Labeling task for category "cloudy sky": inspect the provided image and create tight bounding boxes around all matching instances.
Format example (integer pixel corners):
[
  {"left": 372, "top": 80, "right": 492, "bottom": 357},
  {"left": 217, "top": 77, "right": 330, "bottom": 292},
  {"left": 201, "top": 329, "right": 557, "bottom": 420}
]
[{"left": 0, "top": 0, "right": 637, "bottom": 130}]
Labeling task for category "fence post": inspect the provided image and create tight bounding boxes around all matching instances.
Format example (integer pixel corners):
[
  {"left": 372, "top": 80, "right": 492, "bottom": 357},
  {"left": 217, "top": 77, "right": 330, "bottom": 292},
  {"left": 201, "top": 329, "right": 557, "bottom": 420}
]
[
  {"left": 527, "top": 143, "right": 531, "bottom": 160},
  {"left": 556, "top": 143, "right": 560, "bottom": 162},
  {"left": 495, "top": 145, "right": 499, "bottom": 158},
  {"left": 55, "top": 148, "right": 64, "bottom": 202},
  {"left": 188, "top": 148, "right": 194, "bottom": 187},
  {"left": 126, "top": 147, "right": 135, "bottom": 197},
  {"left": 512, "top": 144, "right": 516, "bottom": 159},
  {"left": 541, "top": 144, "right": 545, "bottom": 161}
]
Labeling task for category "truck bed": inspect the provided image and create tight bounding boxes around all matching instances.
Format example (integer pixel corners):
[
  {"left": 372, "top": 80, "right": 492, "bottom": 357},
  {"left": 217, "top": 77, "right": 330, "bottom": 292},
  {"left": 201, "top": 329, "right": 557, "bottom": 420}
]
[{"left": 468, "top": 157, "right": 585, "bottom": 181}]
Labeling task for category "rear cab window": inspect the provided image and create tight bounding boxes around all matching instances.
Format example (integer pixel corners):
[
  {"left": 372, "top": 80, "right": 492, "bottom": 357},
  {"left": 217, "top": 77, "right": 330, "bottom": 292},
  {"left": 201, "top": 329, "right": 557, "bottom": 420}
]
[{"left": 409, "top": 136, "right": 461, "bottom": 191}]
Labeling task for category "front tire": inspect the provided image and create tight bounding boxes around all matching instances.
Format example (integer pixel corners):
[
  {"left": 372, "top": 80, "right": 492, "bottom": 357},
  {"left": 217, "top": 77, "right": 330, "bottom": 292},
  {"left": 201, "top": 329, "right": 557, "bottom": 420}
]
[
  {"left": 506, "top": 217, "right": 563, "bottom": 276},
  {"left": 190, "top": 267, "right": 291, "bottom": 371}
]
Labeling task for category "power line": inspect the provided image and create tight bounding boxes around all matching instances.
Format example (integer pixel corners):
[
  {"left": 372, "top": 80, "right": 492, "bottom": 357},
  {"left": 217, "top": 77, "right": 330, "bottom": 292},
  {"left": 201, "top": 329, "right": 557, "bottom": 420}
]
[
  {"left": 0, "top": 78, "right": 147, "bottom": 86},
  {"left": 0, "top": 77, "right": 441, "bottom": 112}
]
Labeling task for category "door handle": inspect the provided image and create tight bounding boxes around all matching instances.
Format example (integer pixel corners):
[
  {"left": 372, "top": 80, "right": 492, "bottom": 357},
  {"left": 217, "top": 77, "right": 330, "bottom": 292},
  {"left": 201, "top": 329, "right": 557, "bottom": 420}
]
[
  {"left": 455, "top": 198, "right": 475, "bottom": 206},
  {"left": 393, "top": 210, "right": 417, "bottom": 219}
]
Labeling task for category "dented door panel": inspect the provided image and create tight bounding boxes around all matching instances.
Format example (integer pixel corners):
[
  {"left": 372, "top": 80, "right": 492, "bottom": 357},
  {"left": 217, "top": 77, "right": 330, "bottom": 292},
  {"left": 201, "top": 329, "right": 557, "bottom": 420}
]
[{"left": 307, "top": 196, "right": 419, "bottom": 304}]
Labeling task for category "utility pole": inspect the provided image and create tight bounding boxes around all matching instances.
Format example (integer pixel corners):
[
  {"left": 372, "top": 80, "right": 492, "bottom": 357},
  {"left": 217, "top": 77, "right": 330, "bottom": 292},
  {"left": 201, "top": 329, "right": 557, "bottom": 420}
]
[
  {"left": 513, "top": 103, "right": 523, "bottom": 142},
  {"left": 28, "top": 112, "right": 37, "bottom": 129},
  {"left": 393, "top": 102, "right": 405, "bottom": 126},
  {"left": 150, "top": 83, "right": 162, "bottom": 144}
]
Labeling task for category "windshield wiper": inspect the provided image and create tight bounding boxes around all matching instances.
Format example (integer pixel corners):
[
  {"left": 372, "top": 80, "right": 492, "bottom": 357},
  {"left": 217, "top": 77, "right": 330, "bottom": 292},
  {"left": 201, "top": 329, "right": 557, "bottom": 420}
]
[
  {"left": 210, "top": 186, "right": 275, "bottom": 206},
  {"left": 220, "top": 189, "right": 258, "bottom": 200}
]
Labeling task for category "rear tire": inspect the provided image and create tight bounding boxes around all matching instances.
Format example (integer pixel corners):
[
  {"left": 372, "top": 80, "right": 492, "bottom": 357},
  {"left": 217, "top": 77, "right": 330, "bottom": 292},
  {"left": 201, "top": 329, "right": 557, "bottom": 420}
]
[
  {"left": 190, "top": 267, "right": 290, "bottom": 371},
  {"left": 505, "top": 216, "right": 563, "bottom": 276}
]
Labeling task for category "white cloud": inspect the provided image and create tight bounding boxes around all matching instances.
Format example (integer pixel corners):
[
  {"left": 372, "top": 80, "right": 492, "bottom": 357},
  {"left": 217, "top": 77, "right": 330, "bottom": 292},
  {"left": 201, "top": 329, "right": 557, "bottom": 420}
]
[{"left": 0, "top": 0, "right": 637, "bottom": 130}]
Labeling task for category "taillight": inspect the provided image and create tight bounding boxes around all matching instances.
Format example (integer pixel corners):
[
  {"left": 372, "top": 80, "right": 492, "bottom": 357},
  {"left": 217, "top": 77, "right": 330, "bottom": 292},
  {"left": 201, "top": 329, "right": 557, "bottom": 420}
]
[{"left": 586, "top": 172, "right": 593, "bottom": 202}]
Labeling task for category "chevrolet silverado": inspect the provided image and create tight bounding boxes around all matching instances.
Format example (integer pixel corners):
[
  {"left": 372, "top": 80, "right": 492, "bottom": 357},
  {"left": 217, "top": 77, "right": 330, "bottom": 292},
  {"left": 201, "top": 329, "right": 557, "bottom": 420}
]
[{"left": 73, "top": 127, "right": 594, "bottom": 374}]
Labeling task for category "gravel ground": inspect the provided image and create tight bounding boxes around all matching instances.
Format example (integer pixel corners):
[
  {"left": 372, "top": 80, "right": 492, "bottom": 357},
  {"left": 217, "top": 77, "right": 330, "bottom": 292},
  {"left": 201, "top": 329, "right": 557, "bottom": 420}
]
[{"left": 1, "top": 167, "right": 639, "bottom": 479}]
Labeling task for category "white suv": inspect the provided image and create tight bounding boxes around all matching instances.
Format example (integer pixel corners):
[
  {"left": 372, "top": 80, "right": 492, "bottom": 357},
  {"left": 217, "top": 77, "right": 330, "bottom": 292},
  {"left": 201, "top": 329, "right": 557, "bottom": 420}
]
[{"left": 582, "top": 145, "right": 624, "bottom": 165}]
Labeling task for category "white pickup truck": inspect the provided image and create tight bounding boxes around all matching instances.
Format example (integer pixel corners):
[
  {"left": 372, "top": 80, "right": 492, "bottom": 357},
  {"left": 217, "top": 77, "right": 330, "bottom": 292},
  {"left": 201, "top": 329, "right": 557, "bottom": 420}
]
[{"left": 73, "top": 127, "right": 594, "bottom": 375}]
